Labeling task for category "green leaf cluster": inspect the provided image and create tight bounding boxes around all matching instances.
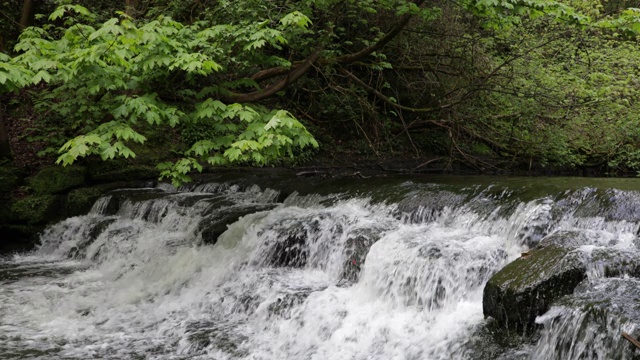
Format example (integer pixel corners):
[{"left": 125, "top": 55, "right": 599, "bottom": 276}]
[{"left": 3, "top": 4, "right": 319, "bottom": 185}]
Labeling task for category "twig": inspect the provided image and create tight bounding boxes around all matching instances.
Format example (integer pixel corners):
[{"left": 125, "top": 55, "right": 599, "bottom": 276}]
[
  {"left": 0, "top": 11, "right": 23, "bottom": 28},
  {"left": 414, "top": 157, "right": 443, "bottom": 171},
  {"left": 622, "top": 332, "right": 640, "bottom": 350}
]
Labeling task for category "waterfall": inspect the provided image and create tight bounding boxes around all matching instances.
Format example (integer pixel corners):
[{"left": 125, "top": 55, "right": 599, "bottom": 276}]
[{"left": 2, "top": 177, "right": 640, "bottom": 359}]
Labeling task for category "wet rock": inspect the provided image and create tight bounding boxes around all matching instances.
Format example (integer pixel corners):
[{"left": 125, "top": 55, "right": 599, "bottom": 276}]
[
  {"left": 397, "top": 189, "right": 464, "bottom": 223},
  {"left": 88, "top": 163, "right": 159, "bottom": 183},
  {"left": 537, "top": 230, "right": 592, "bottom": 248},
  {"left": 483, "top": 243, "right": 587, "bottom": 332},
  {"left": 184, "top": 320, "right": 248, "bottom": 356},
  {"left": 457, "top": 320, "right": 532, "bottom": 360},
  {"left": 340, "top": 230, "right": 381, "bottom": 282},
  {"left": 533, "top": 278, "right": 640, "bottom": 360},
  {"left": 483, "top": 224, "right": 640, "bottom": 331},
  {"left": 484, "top": 228, "right": 640, "bottom": 334},
  {"left": 174, "top": 194, "right": 224, "bottom": 209},
  {"left": 268, "top": 292, "right": 310, "bottom": 318},
  {"left": 99, "top": 188, "right": 168, "bottom": 215},
  {"left": 515, "top": 199, "right": 555, "bottom": 248},
  {"left": 587, "top": 248, "right": 640, "bottom": 278},
  {"left": 198, "top": 204, "right": 276, "bottom": 245},
  {"left": 571, "top": 188, "right": 640, "bottom": 222},
  {"left": 68, "top": 218, "right": 117, "bottom": 259},
  {"left": 270, "top": 228, "right": 309, "bottom": 267},
  {"left": 258, "top": 218, "right": 325, "bottom": 268}
]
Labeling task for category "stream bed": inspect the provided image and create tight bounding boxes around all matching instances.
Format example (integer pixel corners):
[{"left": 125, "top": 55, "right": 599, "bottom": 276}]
[{"left": 2, "top": 175, "right": 640, "bottom": 359}]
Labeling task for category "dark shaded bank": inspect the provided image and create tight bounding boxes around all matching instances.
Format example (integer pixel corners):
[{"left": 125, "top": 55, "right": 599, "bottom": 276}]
[
  {"left": 0, "top": 163, "right": 160, "bottom": 254},
  {"left": 0, "top": 155, "right": 636, "bottom": 255}
]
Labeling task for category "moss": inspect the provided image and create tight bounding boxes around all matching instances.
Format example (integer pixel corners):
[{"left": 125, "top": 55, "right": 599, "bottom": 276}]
[
  {"left": 0, "top": 166, "right": 24, "bottom": 223},
  {"left": 89, "top": 163, "right": 159, "bottom": 182},
  {"left": 30, "top": 166, "right": 86, "bottom": 195},
  {"left": 488, "top": 245, "right": 570, "bottom": 291},
  {"left": 67, "top": 187, "right": 105, "bottom": 216},
  {"left": 0, "top": 166, "right": 22, "bottom": 195},
  {"left": 483, "top": 245, "right": 587, "bottom": 332},
  {"left": 11, "top": 194, "right": 64, "bottom": 224},
  {"left": 470, "top": 142, "right": 494, "bottom": 156}
]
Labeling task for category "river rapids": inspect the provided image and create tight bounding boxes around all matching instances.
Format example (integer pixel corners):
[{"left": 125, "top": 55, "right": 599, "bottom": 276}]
[{"left": 2, "top": 176, "right": 640, "bottom": 359}]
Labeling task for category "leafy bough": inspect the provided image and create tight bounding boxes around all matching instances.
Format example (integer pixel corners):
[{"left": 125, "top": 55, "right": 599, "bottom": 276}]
[{"left": 3, "top": 4, "right": 318, "bottom": 186}]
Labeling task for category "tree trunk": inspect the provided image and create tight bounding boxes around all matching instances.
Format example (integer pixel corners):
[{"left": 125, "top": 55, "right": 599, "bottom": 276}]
[
  {"left": 0, "top": 108, "right": 12, "bottom": 160},
  {"left": 125, "top": 0, "right": 138, "bottom": 18},
  {"left": 19, "top": 0, "right": 35, "bottom": 30}
]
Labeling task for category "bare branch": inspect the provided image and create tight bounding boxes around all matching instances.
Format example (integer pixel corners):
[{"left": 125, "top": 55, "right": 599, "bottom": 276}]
[
  {"left": 245, "top": 0, "right": 426, "bottom": 85},
  {"left": 222, "top": 49, "right": 322, "bottom": 103},
  {"left": 338, "top": 67, "right": 460, "bottom": 113}
]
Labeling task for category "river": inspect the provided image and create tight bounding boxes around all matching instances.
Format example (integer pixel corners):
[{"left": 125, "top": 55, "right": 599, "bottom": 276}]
[{"left": 2, "top": 175, "right": 640, "bottom": 359}]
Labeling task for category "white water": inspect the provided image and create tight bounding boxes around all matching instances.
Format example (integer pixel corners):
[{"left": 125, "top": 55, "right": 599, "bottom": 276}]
[{"left": 1, "top": 181, "right": 640, "bottom": 359}]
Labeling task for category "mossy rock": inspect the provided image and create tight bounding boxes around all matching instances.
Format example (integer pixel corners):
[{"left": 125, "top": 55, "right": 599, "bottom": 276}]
[
  {"left": 482, "top": 244, "right": 587, "bottom": 333},
  {"left": 89, "top": 163, "right": 159, "bottom": 182},
  {"left": 11, "top": 194, "right": 65, "bottom": 224},
  {"left": 30, "top": 166, "right": 86, "bottom": 195},
  {"left": 67, "top": 187, "right": 106, "bottom": 216},
  {"left": 0, "top": 165, "right": 23, "bottom": 195},
  {"left": 0, "top": 224, "right": 41, "bottom": 254}
]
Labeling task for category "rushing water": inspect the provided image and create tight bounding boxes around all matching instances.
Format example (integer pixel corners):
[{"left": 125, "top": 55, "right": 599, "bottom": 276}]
[{"left": 2, "top": 175, "right": 640, "bottom": 359}]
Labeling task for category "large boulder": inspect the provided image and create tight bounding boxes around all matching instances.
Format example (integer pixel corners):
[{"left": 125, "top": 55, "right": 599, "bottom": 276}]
[
  {"left": 88, "top": 161, "right": 159, "bottom": 183},
  {"left": 484, "top": 229, "right": 640, "bottom": 334},
  {"left": 483, "top": 242, "right": 587, "bottom": 332},
  {"left": 29, "top": 165, "right": 86, "bottom": 194},
  {"left": 11, "top": 194, "right": 65, "bottom": 225}
]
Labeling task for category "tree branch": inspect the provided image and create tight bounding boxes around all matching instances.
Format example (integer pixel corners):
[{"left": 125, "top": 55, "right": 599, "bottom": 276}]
[
  {"left": 338, "top": 67, "right": 459, "bottom": 113},
  {"left": 333, "top": 0, "right": 426, "bottom": 64},
  {"left": 247, "top": 0, "right": 426, "bottom": 84},
  {"left": 222, "top": 49, "right": 322, "bottom": 103}
]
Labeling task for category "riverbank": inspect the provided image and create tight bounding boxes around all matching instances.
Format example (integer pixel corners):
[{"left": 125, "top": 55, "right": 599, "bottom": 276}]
[
  {"left": 1, "top": 152, "right": 638, "bottom": 256},
  {"left": 0, "top": 108, "right": 632, "bottom": 254}
]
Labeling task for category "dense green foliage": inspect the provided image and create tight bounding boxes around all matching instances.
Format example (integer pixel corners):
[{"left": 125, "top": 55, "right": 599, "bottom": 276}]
[
  {"left": 4, "top": 4, "right": 321, "bottom": 185},
  {"left": 3, "top": 0, "right": 640, "bottom": 180}
]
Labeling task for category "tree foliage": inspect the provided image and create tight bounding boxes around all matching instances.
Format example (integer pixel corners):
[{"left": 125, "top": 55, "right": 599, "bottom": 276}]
[
  {"left": 4, "top": 3, "right": 320, "bottom": 185},
  {"left": 3, "top": 0, "right": 640, "bottom": 180}
]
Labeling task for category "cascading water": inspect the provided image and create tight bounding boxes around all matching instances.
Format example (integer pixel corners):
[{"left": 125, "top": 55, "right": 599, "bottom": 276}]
[{"left": 2, "top": 176, "right": 640, "bottom": 359}]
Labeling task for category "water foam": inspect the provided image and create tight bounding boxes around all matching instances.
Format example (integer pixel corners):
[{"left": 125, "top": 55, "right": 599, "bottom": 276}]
[{"left": 2, "top": 180, "right": 640, "bottom": 359}]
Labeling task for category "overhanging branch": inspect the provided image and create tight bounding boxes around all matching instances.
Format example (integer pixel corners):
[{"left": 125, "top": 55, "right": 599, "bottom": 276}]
[
  {"left": 242, "top": 0, "right": 426, "bottom": 89},
  {"left": 332, "top": 0, "right": 426, "bottom": 64},
  {"left": 338, "top": 67, "right": 458, "bottom": 113},
  {"left": 222, "top": 49, "right": 322, "bottom": 103}
]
